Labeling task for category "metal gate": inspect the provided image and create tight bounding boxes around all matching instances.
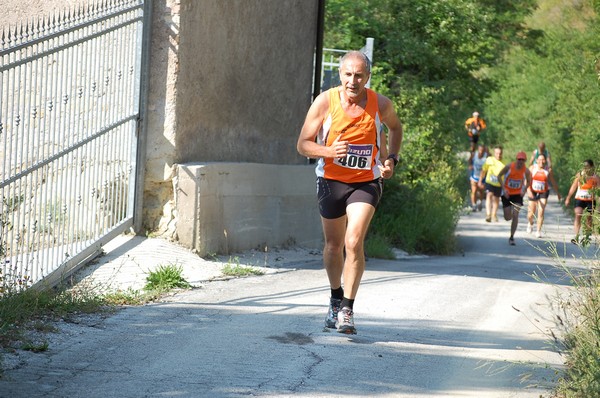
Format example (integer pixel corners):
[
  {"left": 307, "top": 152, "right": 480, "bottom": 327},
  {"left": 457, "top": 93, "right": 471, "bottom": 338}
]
[{"left": 0, "top": 0, "right": 150, "bottom": 290}]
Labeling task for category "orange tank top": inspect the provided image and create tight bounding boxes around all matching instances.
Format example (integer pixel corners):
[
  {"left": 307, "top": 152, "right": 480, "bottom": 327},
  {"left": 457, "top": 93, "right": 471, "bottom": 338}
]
[
  {"left": 575, "top": 176, "right": 599, "bottom": 201},
  {"left": 531, "top": 166, "right": 549, "bottom": 193},
  {"left": 503, "top": 162, "right": 527, "bottom": 195},
  {"left": 315, "top": 87, "right": 382, "bottom": 183}
]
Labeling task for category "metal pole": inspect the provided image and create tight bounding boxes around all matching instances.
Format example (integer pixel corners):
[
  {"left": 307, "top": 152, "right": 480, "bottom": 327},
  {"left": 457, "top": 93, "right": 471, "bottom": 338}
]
[
  {"left": 364, "top": 37, "right": 374, "bottom": 88},
  {"left": 132, "top": 0, "right": 152, "bottom": 234},
  {"left": 312, "top": 0, "right": 325, "bottom": 100}
]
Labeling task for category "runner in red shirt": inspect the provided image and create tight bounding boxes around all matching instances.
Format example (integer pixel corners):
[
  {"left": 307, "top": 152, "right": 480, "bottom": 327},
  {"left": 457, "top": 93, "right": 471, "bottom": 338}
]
[{"left": 498, "top": 151, "right": 532, "bottom": 246}]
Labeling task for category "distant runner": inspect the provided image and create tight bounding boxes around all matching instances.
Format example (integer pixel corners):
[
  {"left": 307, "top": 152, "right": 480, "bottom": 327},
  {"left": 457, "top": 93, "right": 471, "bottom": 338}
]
[
  {"left": 529, "top": 141, "right": 552, "bottom": 170},
  {"left": 564, "top": 159, "right": 600, "bottom": 244},
  {"left": 478, "top": 145, "right": 505, "bottom": 223},
  {"left": 526, "top": 154, "right": 561, "bottom": 238},
  {"left": 498, "top": 151, "right": 532, "bottom": 246},
  {"left": 465, "top": 111, "right": 486, "bottom": 151},
  {"left": 468, "top": 144, "right": 488, "bottom": 211}
]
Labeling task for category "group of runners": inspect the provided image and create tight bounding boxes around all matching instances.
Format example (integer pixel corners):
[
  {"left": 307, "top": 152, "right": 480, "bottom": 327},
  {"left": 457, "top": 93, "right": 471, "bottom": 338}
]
[{"left": 466, "top": 112, "right": 599, "bottom": 245}]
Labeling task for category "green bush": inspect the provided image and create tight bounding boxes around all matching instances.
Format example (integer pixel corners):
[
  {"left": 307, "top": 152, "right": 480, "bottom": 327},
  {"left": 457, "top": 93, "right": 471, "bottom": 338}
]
[
  {"left": 371, "top": 148, "right": 463, "bottom": 255},
  {"left": 144, "top": 264, "right": 191, "bottom": 292}
]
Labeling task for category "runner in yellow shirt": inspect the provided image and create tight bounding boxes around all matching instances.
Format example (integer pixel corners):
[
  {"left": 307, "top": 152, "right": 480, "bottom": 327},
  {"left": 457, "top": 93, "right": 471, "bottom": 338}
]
[{"left": 478, "top": 145, "right": 505, "bottom": 223}]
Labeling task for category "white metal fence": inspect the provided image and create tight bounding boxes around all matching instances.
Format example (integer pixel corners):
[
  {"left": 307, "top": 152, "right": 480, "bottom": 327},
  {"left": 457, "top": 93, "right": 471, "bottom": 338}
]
[{"left": 0, "top": 0, "right": 148, "bottom": 290}]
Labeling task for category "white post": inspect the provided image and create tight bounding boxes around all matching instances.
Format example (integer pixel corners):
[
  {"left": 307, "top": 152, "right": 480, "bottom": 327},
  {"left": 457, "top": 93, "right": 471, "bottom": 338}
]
[{"left": 363, "top": 37, "right": 374, "bottom": 88}]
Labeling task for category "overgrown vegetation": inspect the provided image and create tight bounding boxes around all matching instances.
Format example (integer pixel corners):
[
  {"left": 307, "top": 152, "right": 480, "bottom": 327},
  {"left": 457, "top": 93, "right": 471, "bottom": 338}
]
[
  {"left": 536, "top": 230, "right": 600, "bottom": 397},
  {"left": 0, "top": 283, "right": 110, "bottom": 351},
  {"left": 0, "top": 263, "right": 193, "bottom": 355}
]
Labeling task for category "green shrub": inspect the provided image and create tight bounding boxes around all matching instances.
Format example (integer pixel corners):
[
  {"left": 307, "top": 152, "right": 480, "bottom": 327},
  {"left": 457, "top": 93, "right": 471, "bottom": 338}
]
[{"left": 144, "top": 264, "right": 191, "bottom": 292}]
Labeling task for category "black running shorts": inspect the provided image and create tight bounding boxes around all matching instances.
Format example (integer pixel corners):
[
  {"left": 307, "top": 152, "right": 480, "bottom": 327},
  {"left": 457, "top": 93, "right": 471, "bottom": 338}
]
[
  {"left": 528, "top": 191, "right": 550, "bottom": 201},
  {"left": 485, "top": 183, "right": 502, "bottom": 197},
  {"left": 502, "top": 194, "right": 524, "bottom": 208},
  {"left": 574, "top": 199, "right": 596, "bottom": 212},
  {"left": 316, "top": 177, "right": 383, "bottom": 219}
]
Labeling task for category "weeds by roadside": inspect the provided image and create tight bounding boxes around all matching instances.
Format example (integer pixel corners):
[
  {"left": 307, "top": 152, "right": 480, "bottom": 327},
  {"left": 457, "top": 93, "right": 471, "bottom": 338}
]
[
  {"left": 0, "top": 262, "right": 193, "bottom": 362},
  {"left": 222, "top": 257, "right": 264, "bottom": 277},
  {"left": 532, "top": 234, "right": 600, "bottom": 397}
]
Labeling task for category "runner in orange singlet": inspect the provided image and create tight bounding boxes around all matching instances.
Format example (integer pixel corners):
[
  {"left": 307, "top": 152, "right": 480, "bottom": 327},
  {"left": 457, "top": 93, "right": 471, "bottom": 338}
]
[
  {"left": 498, "top": 151, "right": 532, "bottom": 245},
  {"left": 526, "top": 154, "right": 561, "bottom": 238},
  {"left": 297, "top": 51, "right": 403, "bottom": 334},
  {"left": 565, "top": 159, "right": 600, "bottom": 244}
]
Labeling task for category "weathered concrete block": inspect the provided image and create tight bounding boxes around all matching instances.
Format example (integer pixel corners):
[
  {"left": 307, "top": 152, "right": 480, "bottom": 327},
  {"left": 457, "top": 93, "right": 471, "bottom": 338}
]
[{"left": 175, "top": 163, "right": 322, "bottom": 255}]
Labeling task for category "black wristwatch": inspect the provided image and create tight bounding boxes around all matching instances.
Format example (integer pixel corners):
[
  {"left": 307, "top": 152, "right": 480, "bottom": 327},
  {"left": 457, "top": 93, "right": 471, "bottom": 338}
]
[{"left": 387, "top": 154, "right": 399, "bottom": 167}]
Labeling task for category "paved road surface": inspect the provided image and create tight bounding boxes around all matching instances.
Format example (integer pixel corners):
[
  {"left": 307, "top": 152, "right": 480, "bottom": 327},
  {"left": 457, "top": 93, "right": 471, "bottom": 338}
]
[{"left": 2, "top": 199, "right": 590, "bottom": 397}]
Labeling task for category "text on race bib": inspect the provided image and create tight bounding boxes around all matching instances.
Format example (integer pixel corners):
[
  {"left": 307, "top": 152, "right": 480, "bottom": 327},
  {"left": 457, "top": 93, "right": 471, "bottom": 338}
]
[
  {"left": 532, "top": 180, "right": 546, "bottom": 192},
  {"left": 488, "top": 174, "right": 498, "bottom": 184},
  {"left": 577, "top": 189, "right": 592, "bottom": 200},
  {"left": 334, "top": 144, "right": 373, "bottom": 170},
  {"left": 506, "top": 178, "right": 522, "bottom": 189}
]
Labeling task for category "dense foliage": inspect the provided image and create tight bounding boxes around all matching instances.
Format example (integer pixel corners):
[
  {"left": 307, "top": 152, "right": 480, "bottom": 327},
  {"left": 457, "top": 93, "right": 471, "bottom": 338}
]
[
  {"left": 324, "top": 0, "right": 538, "bottom": 253},
  {"left": 484, "top": 0, "right": 600, "bottom": 195}
]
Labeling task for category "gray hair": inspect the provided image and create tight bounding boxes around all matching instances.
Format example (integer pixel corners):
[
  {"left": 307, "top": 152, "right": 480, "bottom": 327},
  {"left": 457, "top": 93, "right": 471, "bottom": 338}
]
[{"left": 340, "top": 50, "right": 371, "bottom": 74}]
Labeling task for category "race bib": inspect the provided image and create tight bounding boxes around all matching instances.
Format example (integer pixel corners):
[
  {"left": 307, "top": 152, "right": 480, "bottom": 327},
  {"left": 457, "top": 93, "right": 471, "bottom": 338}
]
[
  {"left": 532, "top": 180, "right": 546, "bottom": 192},
  {"left": 334, "top": 144, "right": 373, "bottom": 170},
  {"left": 576, "top": 189, "right": 592, "bottom": 200},
  {"left": 488, "top": 174, "right": 498, "bottom": 184},
  {"left": 506, "top": 178, "right": 522, "bottom": 189}
]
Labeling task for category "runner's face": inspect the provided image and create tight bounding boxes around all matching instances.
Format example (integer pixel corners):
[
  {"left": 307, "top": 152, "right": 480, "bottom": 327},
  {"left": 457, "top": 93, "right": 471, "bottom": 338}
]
[
  {"left": 537, "top": 155, "right": 545, "bottom": 167},
  {"left": 494, "top": 148, "right": 502, "bottom": 160},
  {"left": 339, "top": 57, "right": 370, "bottom": 99}
]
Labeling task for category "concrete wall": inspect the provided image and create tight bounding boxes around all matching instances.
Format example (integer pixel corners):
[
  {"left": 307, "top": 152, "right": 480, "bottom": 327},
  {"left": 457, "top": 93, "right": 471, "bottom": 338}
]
[
  {"left": 143, "top": 0, "right": 322, "bottom": 252},
  {"left": 175, "top": 163, "right": 322, "bottom": 255},
  {"left": 176, "top": 1, "right": 317, "bottom": 164}
]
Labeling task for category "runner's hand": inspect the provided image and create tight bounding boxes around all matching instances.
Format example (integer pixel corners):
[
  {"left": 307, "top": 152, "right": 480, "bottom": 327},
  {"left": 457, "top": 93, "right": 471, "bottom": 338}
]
[
  {"left": 378, "top": 161, "right": 394, "bottom": 179},
  {"left": 330, "top": 134, "right": 348, "bottom": 159}
]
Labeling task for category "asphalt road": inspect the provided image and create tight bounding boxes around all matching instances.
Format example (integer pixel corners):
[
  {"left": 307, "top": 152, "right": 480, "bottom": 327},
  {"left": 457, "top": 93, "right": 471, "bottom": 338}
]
[{"left": 2, "top": 198, "right": 588, "bottom": 398}]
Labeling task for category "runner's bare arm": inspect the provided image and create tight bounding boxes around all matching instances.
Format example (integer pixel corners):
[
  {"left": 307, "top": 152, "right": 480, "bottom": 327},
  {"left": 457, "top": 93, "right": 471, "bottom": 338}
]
[
  {"left": 564, "top": 177, "right": 579, "bottom": 206},
  {"left": 525, "top": 168, "right": 533, "bottom": 192},
  {"left": 377, "top": 94, "right": 403, "bottom": 157},
  {"left": 297, "top": 91, "right": 346, "bottom": 159},
  {"left": 497, "top": 165, "right": 510, "bottom": 185},
  {"left": 478, "top": 167, "right": 487, "bottom": 188},
  {"left": 379, "top": 129, "right": 388, "bottom": 161}
]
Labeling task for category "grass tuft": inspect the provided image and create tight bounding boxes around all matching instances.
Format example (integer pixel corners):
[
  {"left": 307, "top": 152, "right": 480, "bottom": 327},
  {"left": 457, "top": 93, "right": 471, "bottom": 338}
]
[
  {"left": 222, "top": 257, "right": 264, "bottom": 277},
  {"left": 144, "top": 264, "right": 191, "bottom": 292}
]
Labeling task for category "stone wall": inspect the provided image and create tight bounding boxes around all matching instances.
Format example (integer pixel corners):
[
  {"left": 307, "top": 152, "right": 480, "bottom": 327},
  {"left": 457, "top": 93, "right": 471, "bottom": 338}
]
[{"left": 143, "top": 0, "right": 321, "bottom": 250}]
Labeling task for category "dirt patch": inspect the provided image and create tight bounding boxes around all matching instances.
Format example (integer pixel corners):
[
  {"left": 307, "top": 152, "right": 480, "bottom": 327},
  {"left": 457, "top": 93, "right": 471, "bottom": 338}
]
[{"left": 3, "top": 0, "right": 92, "bottom": 29}]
